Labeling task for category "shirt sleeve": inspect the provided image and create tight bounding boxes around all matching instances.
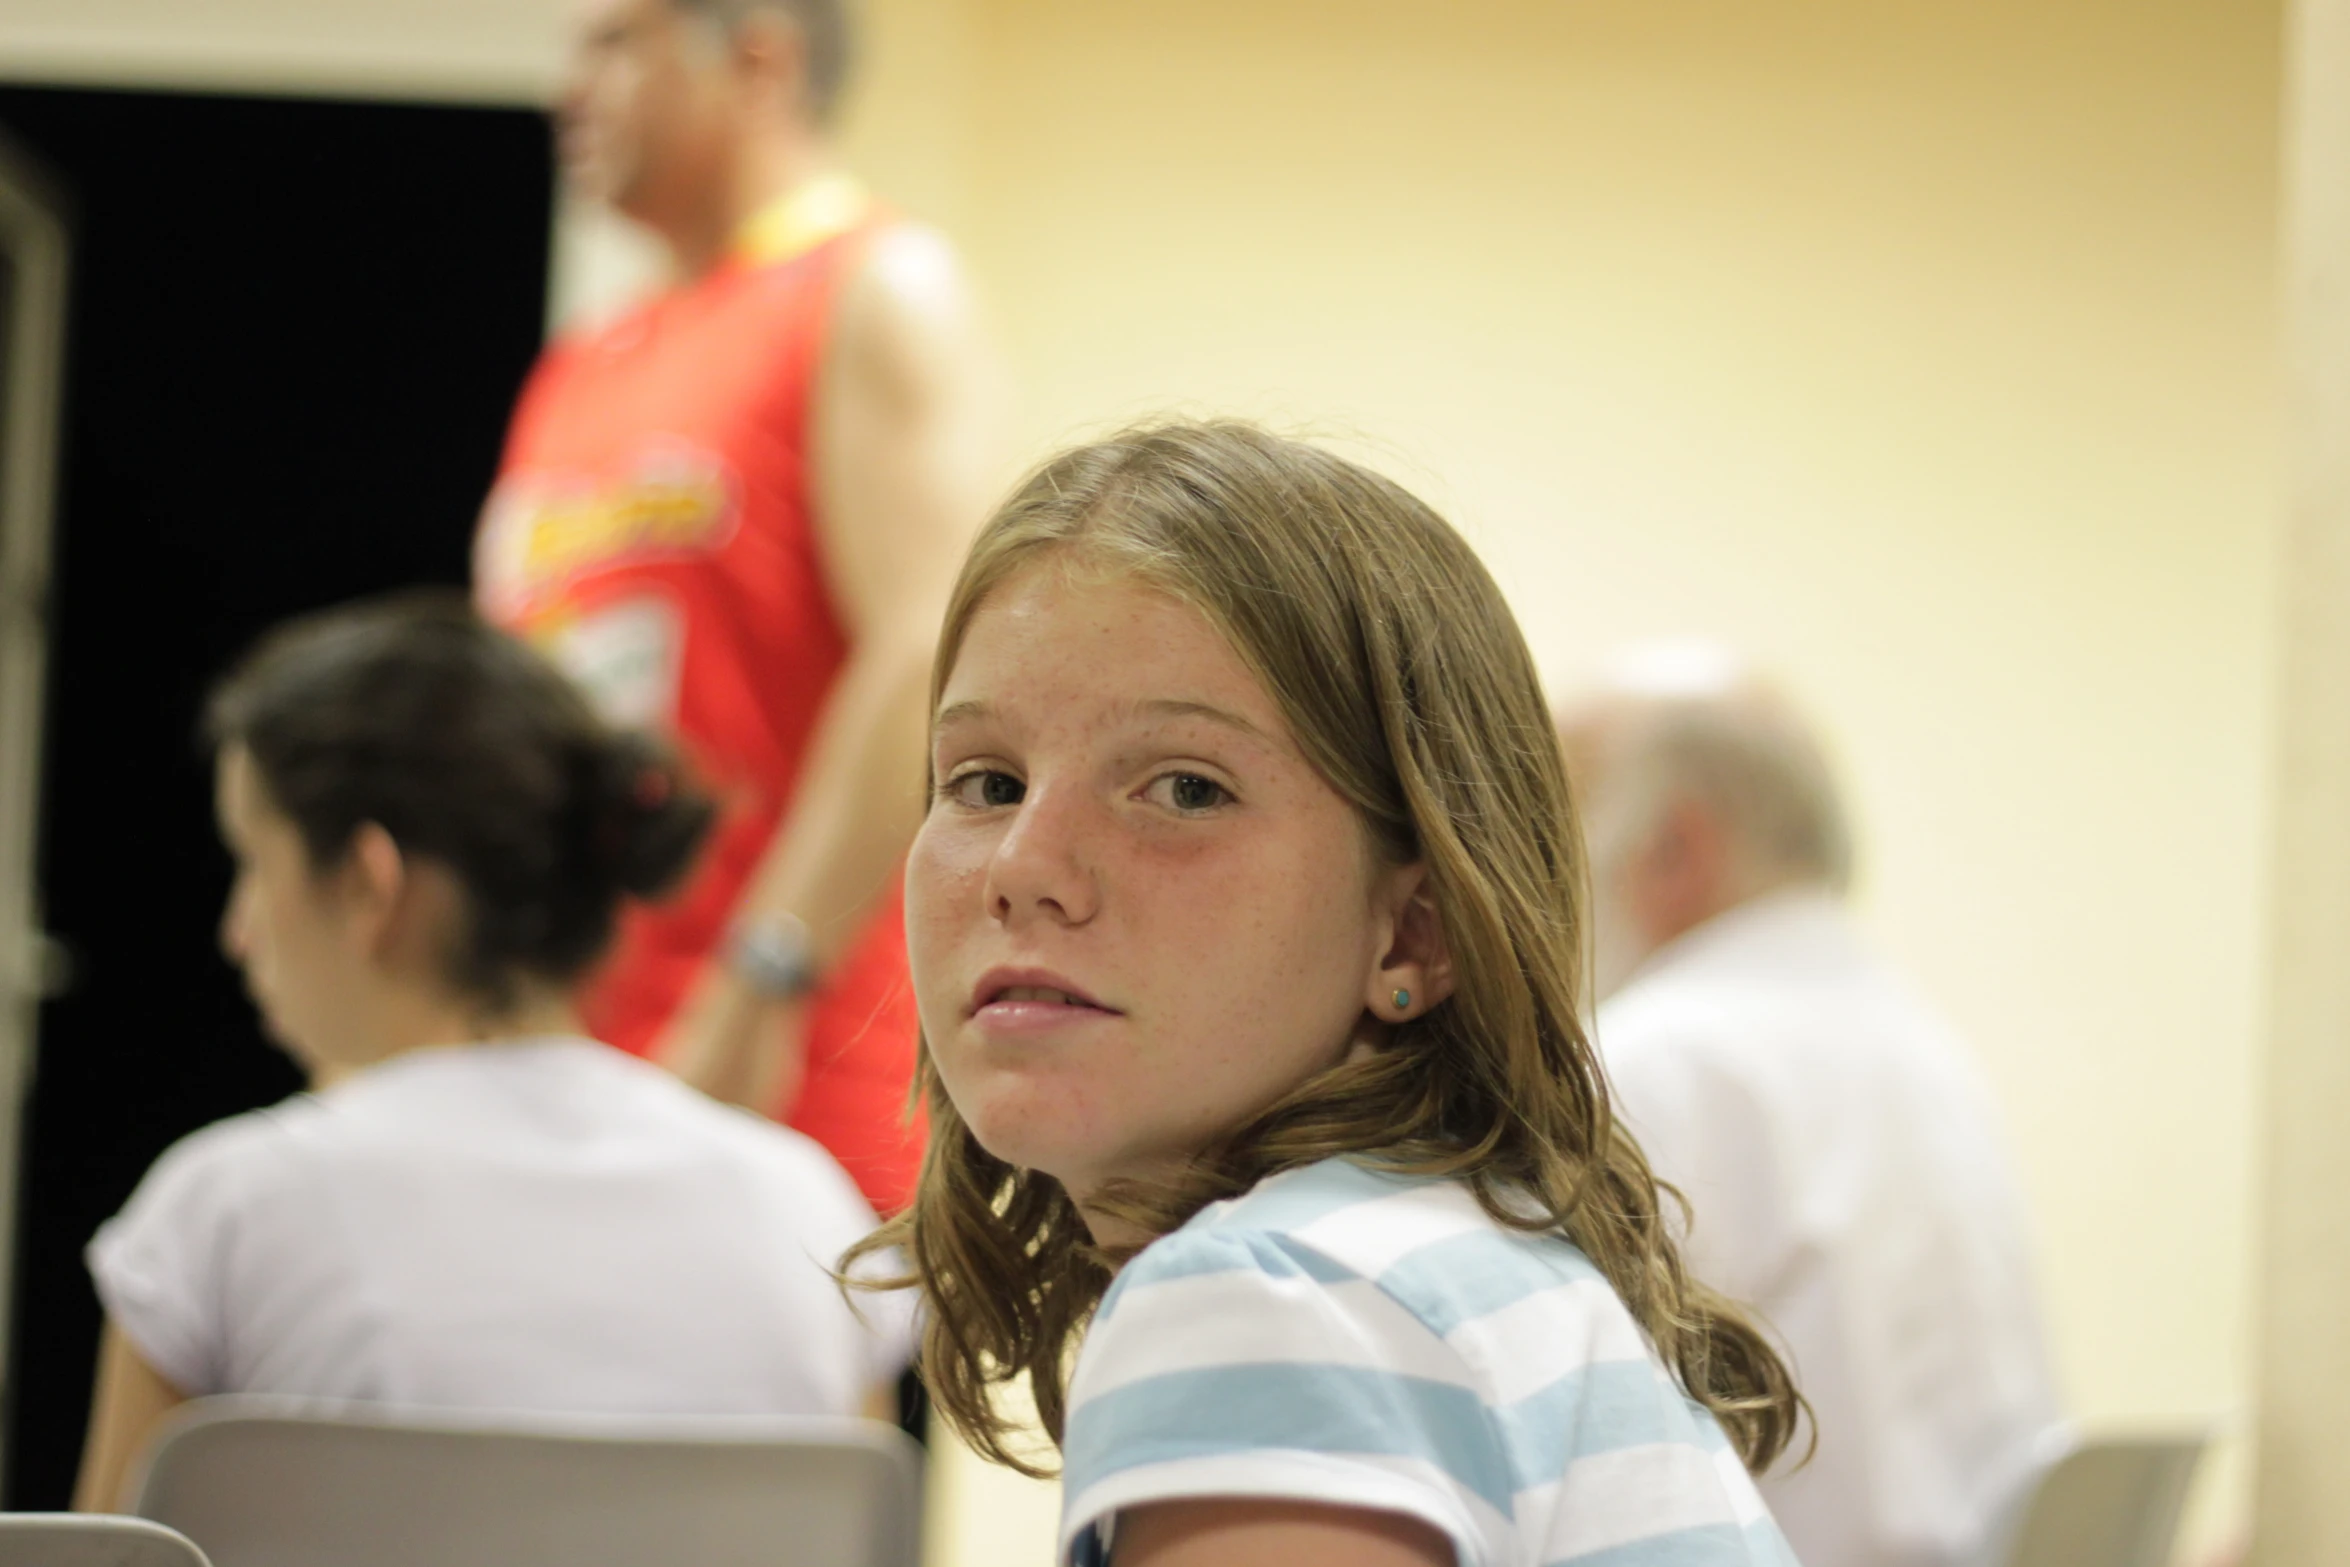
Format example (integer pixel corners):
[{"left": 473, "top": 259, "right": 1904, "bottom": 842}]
[
  {"left": 840, "top": 1242, "right": 921, "bottom": 1390},
  {"left": 773, "top": 1125, "right": 921, "bottom": 1389},
  {"left": 1057, "top": 1226, "right": 1500, "bottom": 1567},
  {"left": 84, "top": 1118, "right": 271, "bottom": 1396}
]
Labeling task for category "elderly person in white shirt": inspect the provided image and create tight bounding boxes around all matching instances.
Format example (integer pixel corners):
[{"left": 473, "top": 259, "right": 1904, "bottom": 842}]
[{"left": 1557, "top": 648, "right": 2062, "bottom": 1567}]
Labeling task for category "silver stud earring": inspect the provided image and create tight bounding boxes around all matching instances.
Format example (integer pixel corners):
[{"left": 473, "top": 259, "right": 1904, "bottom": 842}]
[{"left": 1392, "top": 988, "right": 1412, "bottom": 1012}]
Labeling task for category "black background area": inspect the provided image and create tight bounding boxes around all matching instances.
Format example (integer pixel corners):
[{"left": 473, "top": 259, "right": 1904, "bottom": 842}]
[{"left": 0, "top": 84, "right": 552, "bottom": 1507}]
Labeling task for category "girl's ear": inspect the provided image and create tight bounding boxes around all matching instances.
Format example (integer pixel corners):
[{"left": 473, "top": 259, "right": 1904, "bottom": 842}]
[
  {"left": 1367, "top": 862, "right": 1455, "bottom": 1023},
  {"left": 337, "top": 822, "right": 410, "bottom": 959}
]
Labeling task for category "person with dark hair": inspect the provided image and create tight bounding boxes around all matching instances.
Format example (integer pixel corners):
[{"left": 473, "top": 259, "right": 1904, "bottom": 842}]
[
  {"left": 476, "top": 0, "right": 1004, "bottom": 1217},
  {"left": 74, "top": 595, "right": 911, "bottom": 1512}
]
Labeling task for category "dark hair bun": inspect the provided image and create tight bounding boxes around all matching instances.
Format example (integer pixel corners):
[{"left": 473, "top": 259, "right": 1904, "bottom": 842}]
[
  {"left": 589, "top": 734, "right": 718, "bottom": 901},
  {"left": 207, "top": 591, "right": 722, "bottom": 1012}
]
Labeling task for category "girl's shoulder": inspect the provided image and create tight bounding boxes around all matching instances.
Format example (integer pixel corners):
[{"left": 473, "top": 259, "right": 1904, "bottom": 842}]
[
  {"left": 127, "top": 1095, "right": 334, "bottom": 1208},
  {"left": 1066, "top": 1158, "right": 1785, "bottom": 1567},
  {"left": 1082, "top": 1157, "right": 1640, "bottom": 1440},
  {"left": 89, "top": 1096, "right": 345, "bottom": 1289},
  {"left": 1086, "top": 1156, "right": 1665, "bottom": 1433},
  {"left": 1109, "top": 1156, "right": 1616, "bottom": 1335}
]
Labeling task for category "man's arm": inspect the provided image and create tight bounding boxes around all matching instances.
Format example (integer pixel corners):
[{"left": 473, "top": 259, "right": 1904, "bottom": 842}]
[{"left": 657, "top": 222, "right": 1005, "bottom": 1108}]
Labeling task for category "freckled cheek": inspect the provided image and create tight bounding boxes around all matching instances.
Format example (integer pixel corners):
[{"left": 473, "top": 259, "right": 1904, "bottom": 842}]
[
  {"left": 905, "top": 817, "right": 989, "bottom": 914},
  {"left": 904, "top": 823, "right": 994, "bottom": 1032},
  {"left": 1129, "top": 845, "right": 1364, "bottom": 1034}
]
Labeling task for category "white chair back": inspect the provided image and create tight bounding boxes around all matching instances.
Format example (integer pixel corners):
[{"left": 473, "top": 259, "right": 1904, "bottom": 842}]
[
  {"left": 0, "top": 1514, "right": 212, "bottom": 1567},
  {"left": 1994, "top": 1429, "right": 2207, "bottom": 1567},
  {"left": 129, "top": 1397, "right": 923, "bottom": 1567}
]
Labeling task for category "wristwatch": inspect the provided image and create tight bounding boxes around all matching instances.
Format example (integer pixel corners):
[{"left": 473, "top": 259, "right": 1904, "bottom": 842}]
[{"left": 726, "top": 911, "right": 818, "bottom": 1000}]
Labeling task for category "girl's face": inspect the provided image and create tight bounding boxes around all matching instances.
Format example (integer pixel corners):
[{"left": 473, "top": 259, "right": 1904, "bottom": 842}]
[
  {"left": 909, "top": 563, "right": 1429, "bottom": 1212},
  {"left": 215, "top": 745, "right": 364, "bottom": 1071}
]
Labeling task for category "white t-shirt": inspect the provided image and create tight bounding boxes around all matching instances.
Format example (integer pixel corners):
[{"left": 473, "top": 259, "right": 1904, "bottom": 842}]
[
  {"left": 87, "top": 1037, "right": 913, "bottom": 1417},
  {"left": 1597, "top": 890, "right": 2062, "bottom": 1567}
]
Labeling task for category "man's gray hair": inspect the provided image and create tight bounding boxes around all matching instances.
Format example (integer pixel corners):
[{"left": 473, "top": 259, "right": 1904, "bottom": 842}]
[
  {"left": 1629, "top": 696, "right": 1854, "bottom": 893},
  {"left": 1578, "top": 645, "right": 1856, "bottom": 895},
  {"left": 676, "top": 0, "right": 856, "bottom": 125}
]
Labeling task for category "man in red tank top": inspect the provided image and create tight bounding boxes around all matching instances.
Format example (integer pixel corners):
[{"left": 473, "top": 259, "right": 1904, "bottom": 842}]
[{"left": 476, "top": 0, "right": 1001, "bottom": 1215}]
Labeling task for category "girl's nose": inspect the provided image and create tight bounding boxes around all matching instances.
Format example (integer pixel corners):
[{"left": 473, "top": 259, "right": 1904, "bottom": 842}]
[{"left": 983, "top": 783, "right": 1101, "bottom": 929}]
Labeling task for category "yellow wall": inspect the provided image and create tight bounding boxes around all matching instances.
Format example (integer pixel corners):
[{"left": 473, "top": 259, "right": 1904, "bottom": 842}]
[
  {"left": 2258, "top": 2, "right": 2350, "bottom": 1557},
  {"left": 836, "top": 2, "right": 2284, "bottom": 1560},
  {"left": 0, "top": 0, "right": 2285, "bottom": 1558}
]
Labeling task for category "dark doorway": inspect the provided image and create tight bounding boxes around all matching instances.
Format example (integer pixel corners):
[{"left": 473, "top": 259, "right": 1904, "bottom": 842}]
[{"left": 0, "top": 84, "right": 552, "bottom": 1508}]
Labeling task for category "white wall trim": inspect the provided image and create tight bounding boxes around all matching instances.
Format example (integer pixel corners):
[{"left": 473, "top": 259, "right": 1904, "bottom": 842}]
[{"left": 0, "top": 24, "right": 558, "bottom": 107}]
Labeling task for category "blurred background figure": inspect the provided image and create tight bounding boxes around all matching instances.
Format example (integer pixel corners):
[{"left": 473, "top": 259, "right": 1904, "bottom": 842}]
[
  {"left": 1558, "top": 645, "right": 2062, "bottom": 1567},
  {"left": 475, "top": 0, "right": 1004, "bottom": 1216},
  {"left": 75, "top": 598, "right": 910, "bottom": 1512}
]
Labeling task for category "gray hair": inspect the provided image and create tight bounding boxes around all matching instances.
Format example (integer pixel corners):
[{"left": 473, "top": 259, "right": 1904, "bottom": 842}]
[
  {"left": 1565, "top": 649, "right": 1855, "bottom": 896},
  {"left": 675, "top": 0, "right": 856, "bottom": 125},
  {"left": 1624, "top": 695, "right": 1854, "bottom": 893}
]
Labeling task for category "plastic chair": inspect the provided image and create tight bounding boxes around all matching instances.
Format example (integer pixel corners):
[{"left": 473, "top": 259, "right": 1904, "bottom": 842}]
[
  {"left": 0, "top": 1514, "right": 212, "bottom": 1567},
  {"left": 1992, "top": 1427, "right": 2209, "bottom": 1567},
  {"left": 128, "top": 1396, "right": 924, "bottom": 1567}
]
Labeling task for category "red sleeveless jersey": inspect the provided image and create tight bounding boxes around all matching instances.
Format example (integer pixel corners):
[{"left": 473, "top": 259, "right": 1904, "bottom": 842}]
[{"left": 476, "top": 194, "right": 922, "bottom": 1214}]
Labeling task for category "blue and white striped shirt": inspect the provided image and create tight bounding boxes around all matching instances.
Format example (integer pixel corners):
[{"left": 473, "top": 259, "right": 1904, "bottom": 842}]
[{"left": 1060, "top": 1157, "right": 1798, "bottom": 1567}]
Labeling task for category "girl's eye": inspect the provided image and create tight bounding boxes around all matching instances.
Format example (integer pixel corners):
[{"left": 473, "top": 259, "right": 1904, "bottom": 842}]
[
  {"left": 946, "top": 769, "right": 1025, "bottom": 808},
  {"left": 1146, "top": 772, "right": 1231, "bottom": 813}
]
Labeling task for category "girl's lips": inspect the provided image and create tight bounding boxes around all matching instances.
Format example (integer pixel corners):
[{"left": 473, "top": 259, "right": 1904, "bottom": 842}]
[
  {"left": 970, "top": 967, "right": 1115, "bottom": 1010},
  {"left": 968, "top": 967, "right": 1121, "bottom": 1031},
  {"left": 971, "top": 995, "right": 1121, "bottom": 1032}
]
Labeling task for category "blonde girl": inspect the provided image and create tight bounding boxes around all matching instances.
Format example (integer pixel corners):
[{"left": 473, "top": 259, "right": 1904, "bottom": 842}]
[{"left": 861, "top": 422, "right": 1803, "bottom": 1567}]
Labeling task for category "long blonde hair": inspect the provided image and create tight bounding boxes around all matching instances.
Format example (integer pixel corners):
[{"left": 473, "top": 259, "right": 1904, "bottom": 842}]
[{"left": 854, "top": 420, "right": 1804, "bottom": 1477}]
